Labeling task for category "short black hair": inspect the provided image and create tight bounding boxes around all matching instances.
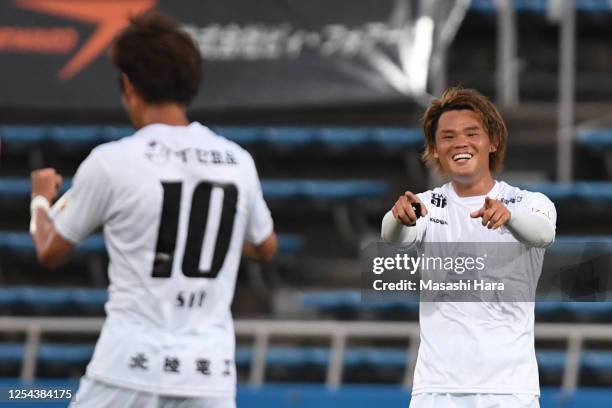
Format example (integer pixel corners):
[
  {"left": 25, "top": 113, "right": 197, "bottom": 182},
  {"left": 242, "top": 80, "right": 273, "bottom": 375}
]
[{"left": 110, "top": 11, "right": 202, "bottom": 105}]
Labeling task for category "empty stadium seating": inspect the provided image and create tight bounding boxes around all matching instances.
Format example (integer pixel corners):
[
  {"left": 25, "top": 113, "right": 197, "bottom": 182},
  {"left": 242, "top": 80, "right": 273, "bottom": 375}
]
[
  {"left": 298, "top": 290, "right": 612, "bottom": 321},
  {"left": 469, "top": 0, "right": 612, "bottom": 13},
  {"left": 0, "top": 126, "right": 423, "bottom": 149},
  {"left": 3, "top": 340, "right": 612, "bottom": 387},
  {"left": 516, "top": 181, "right": 612, "bottom": 201},
  {"left": 0, "top": 177, "right": 390, "bottom": 200},
  {"left": 0, "top": 231, "right": 304, "bottom": 255},
  {"left": 577, "top": 128, "right": 612, "bottom": 148}
]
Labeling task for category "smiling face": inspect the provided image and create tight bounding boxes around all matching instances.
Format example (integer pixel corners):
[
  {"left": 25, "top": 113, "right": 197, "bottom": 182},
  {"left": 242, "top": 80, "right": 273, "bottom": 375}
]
[{"left": 433, "top": 109, "right": 496, "bottom": 183}]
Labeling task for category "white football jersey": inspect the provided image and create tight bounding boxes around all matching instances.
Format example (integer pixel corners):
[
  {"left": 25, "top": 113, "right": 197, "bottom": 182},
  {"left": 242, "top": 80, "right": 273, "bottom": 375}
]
[
  {"left": 52, "top": 122, "right": 273, "bottom": 397},
  {"left": 411, "top": 181, "right": 556, "bottom": 395}
]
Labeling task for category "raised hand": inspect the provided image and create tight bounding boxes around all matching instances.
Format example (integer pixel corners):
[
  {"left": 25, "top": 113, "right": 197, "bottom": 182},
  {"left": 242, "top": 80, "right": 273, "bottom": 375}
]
[
  {"left": 470, "top": 196, "right": 511, "bottom": 230},
  {"left": 391, "top": 191, "right": 428, "bottom": 226},
  {"left": 31, "top": 168, "right": 63, "bottom": 202}
]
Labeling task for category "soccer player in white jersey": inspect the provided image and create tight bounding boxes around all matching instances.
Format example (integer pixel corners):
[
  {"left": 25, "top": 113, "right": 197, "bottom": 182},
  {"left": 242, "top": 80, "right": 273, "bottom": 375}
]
[
  {"left": 29, "top": 12, "right": 277, "bottom": 408},
  {"left": 381, "top": 87, "right": 556, "bottom": 408}
]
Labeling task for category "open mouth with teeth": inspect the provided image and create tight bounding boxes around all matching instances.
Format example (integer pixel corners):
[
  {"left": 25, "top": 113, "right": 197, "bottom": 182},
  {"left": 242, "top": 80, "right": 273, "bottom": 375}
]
[{"left": 452, "top": 153, "right": 474, "bottom": 162}]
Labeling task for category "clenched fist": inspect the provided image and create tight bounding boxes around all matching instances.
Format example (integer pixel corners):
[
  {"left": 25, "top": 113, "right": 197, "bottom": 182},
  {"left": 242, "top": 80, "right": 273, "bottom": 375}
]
[
  {"left": 31, "top": 168, "right": 63, "bottom": 202},
  {"left": 391, "top": 191, "right": 428, "bottom": 226}
]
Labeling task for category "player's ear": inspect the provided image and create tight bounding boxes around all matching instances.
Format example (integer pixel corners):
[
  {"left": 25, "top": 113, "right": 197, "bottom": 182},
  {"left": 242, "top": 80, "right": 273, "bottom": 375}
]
[
  {"left": 488, "top": 136, "right": 497, "bottom": 152},
  {"left": 122, "top": 74, "right": 137, "bottom": 99}
]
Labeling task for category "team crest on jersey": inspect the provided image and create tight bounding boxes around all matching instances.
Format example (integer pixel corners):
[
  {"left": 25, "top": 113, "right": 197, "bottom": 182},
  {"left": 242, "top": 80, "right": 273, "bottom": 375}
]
[
  {"left": 145, "top": 140, "right": 171, "bottom": 165},
  {"left": 431, "top": 193, "right": 447, "bottom": 208}
]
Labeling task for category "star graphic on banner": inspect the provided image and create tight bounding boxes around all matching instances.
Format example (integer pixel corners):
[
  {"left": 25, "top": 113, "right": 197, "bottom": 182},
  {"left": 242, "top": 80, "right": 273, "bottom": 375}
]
[{"left": 15, "top": 0, "right": 157, "bottom": 79}]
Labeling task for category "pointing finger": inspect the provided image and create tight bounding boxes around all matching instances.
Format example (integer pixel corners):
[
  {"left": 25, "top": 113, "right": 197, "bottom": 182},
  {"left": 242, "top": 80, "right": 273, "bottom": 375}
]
[{"left": 470, "top": 207, "right": 485, "bottom": 218}]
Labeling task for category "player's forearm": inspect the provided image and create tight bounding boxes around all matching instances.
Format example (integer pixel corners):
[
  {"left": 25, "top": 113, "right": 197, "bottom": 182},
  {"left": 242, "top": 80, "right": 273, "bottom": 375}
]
[
  {"left": 381, "top": 210, "right": 418, "bottom": 244},
  {"left": 243, "top": 233, "right": 277, "bottom": 262},
  {"left": 506, "top": 210, "right": 555, "bottom": 248},
  {"left": 30, "top": 208, "right": 71, "bottom": 269}
]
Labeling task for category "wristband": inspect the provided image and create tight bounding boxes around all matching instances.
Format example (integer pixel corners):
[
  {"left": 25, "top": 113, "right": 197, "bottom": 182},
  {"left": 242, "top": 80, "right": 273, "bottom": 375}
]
[{"left": 29, "top": 196, "right": 50, "bottom": 235}]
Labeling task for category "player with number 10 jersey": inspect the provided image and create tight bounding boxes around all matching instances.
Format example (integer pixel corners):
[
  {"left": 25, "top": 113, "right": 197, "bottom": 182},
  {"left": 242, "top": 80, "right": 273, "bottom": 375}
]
[
  {"left": 52, "top": 121, "right": 272, "bottom": 396},
  {"left": 29, "top": 12, "right": 276, "bottom": 407}
]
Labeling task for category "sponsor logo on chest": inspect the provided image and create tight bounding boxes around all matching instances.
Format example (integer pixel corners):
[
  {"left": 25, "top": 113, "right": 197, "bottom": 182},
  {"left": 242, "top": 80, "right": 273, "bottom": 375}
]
[{"left": 429, "top": 193, "right": 449, "bottom": 226}]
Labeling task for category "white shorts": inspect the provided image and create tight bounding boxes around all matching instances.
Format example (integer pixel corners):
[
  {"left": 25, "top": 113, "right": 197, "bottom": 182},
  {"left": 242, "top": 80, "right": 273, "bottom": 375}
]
[
  {"left": 409, "top": 393, "right": 539, "bottom": 408},
  {"left": 69, "top": 377, "right": 236, "bottom": 408}
]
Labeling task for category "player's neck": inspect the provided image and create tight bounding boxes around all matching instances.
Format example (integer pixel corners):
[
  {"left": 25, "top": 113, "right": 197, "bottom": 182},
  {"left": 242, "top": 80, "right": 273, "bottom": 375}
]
[
  {"left": 138, "top": 104, "right": 189, "bottom": 128},
  {"left": 451, "top": 175, "right": 495, "bottom": 197}
]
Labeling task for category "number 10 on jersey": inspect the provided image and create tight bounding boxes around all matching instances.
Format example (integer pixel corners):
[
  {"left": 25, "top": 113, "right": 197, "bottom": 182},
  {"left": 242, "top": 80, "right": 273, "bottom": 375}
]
[{"left": 152, "top": 181, "right": 238, "bottom": 279}]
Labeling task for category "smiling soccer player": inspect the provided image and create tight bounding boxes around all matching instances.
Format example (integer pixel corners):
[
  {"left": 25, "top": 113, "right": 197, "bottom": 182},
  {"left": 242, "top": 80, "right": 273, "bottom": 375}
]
[{"left": 381, "top": 87, "right": 556, "bottom": 408}]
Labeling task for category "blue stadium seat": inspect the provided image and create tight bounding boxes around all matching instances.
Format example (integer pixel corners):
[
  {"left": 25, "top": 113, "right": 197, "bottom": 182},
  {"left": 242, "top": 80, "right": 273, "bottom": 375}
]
[
  {"left": 0, "top": 287, "right": 108, "bottom": 310},
  {"left": 0, "top": 232, "right": 104, "bottom": 254},
  {"left": 264, "top": 347, "right": 329, "bottom": 368},
  {"left": 470, "top": 0, "right": 548, "bottom": 13},
  {"left": 0, "top": 126, "right": 47, "bottom": 144},
  {"left": 218, "top": 127, "right": 425, "bottom": 148},
  {"left": 1, "top": 341, "right": 611, "bottom": 377},
  {"left": 1, "top": 125, "right": 425, "bottom": 150},
  {"left": 0, "top": 343, "right": 24, "bottom": 363},
  {"left": 470, "top": 0, "right": 612, "bottom": 13},
  {"left": 263, "top": 127, "right": 318, "bottom": 146},
  {"left": 101, "top": 126, "right": 135, "bottom": 142},
  {"left": 582, "top": 351, "right": 612, "bottom": 373},
  {"left": 236, "top": 346, "right": 408, "bottom": 369},
  {"left": 0, "top": 343, "right": 93, "bottom": 365},
  {"left": 371, "top": 128, "right": 423, "bottom": 148},
  {"left": 277, "top": 235, "right": 304, "bottom": 253},
  {"left": 319, "top": 128, "right": 370, "bottom": 148},
  {"left": 535, "top": 302, "right": 612, "bottom": 321},
  {"left": 261, "top": 180, "right": 389, "bottom": 199},
  {"left": 0, "top": 178, "right": 70, "bottom": 196},
  {"left": 566, "top": 302, "right": 612, "bottom": 320},
  {"left": 577, "top": 129, "right": 612, "bottom": 148},
  {"left": 48, "top": 127, "right": 102, "bottom": 144},
  {"left": 0, "top": 231, "right": 303, "bottom": 254},
  {"left": 213, "top": 127, "right": 266, "bottom": 145},
  {"left": 0, "top": 178, "right": 389, "bottom": 201},
  {"left": 534, "top": 301, "right": 567, "bottom": 318},
  {"left": 5, "top": 287, "right": 609, "bottom": 320},
  {"left": 0, "top": 343, "right": 410, "bottom": 370},
  {"left": 302, "top": 291, "right": 612, "bottom": 321},
  {"left": 536, "top": 350, "right": 567, "bottom": 373},
  {"left": 241, "top": 346, "right": 612, "bottom": 374},
  {"left": 516, "top": 182, "right": 612, "bottom": 201},
  {"left": 300, "top": 290, "right": 419, "bottom": 314},
  {"left": 344, "top": 348, "right": 408, "bottom": 369},
  {"left": 38, "top": 344, "right": 95, "bottom": 365}
]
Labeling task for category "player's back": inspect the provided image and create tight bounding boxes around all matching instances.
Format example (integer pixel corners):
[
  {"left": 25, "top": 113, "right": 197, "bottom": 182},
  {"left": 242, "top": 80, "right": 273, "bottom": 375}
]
[{"left": 73, "top": 122, "right": 269, "bottom": 396}]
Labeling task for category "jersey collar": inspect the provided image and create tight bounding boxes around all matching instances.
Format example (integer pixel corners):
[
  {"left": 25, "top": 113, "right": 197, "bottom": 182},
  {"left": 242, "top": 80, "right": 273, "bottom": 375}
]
[{"left": 446, "top": 180, "right": 501, "bottom": 205}]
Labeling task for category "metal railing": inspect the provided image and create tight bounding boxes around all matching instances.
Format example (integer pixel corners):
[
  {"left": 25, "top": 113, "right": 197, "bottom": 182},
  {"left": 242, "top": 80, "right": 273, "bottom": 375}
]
[{"left": 0, "top": 317, "right": 609, "bottom": 392}]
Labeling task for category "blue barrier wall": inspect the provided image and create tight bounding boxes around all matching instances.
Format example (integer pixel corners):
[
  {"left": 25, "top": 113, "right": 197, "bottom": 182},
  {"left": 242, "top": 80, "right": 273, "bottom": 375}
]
[{"left": 0, "top": 381, "right": 610, "bottom": 408}]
